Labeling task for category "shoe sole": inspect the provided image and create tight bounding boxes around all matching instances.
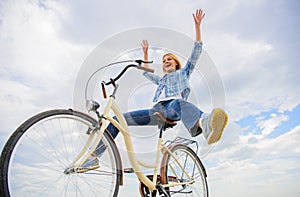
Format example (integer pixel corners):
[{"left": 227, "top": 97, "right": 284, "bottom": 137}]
[{"left": 207, "top": 108, "right": 228, "bottom": 145}]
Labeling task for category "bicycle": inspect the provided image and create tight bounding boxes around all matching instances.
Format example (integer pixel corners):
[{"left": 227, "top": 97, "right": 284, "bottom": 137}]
[{"left": 0, "top": 60, "right": 208, "bottom": 197}]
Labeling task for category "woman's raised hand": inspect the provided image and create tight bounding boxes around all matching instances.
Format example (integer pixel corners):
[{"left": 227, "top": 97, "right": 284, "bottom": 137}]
[
  {"left": 141, "top": 40, "right": 149, "bottom": 55},
  {"left": 141, "top": 40, "right": 149, "bottom": 67},
  {"left": 193, "top": 9, "right": 205, "bottom": 27}
]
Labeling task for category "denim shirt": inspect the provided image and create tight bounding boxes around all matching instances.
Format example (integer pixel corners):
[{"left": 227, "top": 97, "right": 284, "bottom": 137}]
[{"left": 143, "top": 41, "right": 203, "bottom": 102}]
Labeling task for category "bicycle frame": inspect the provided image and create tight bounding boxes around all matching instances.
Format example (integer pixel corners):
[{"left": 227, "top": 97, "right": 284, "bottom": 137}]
[
  {"left": 104, "top": 96, "right": 160, "bottom": 191},
  {"left": 78, "top": 96, "right": 197, "bottom": 192}
]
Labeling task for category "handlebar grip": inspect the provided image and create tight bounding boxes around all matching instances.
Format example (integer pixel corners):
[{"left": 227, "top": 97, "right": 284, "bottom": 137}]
[
  {"left": 139, "top": 66, "right": 155, "bottom": 73},
  {"left": 101, "top": 83, "right": 107, "bottom": 98},
  {"left": 135, "top": 60, "right": 153, "bottom": 64}
]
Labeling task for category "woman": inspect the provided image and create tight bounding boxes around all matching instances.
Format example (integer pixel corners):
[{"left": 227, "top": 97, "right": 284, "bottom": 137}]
[
  {"left": 85, "top": 9, "right": 228, "bottom": 167},
  {"left": 106, "top": 9, "right": 228, "bottom": 144}
]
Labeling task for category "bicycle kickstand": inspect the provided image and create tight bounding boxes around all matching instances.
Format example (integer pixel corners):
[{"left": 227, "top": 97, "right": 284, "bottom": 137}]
[{"left": 156, "top": 184, "right": 170, "bottom": 197}]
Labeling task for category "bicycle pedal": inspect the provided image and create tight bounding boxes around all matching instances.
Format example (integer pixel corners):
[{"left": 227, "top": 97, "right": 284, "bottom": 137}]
[
  {"left": 156, "top": 184, "right": 170, "bottom": 197},
  {"left": 123, "top": 168, "right": 134, "bottom": 173}
]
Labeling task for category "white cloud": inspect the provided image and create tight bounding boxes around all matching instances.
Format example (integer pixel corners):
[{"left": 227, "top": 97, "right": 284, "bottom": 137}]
[
  {"left": 204, "top": 31, "right": 300, "bottom": 122},
  {"left": 256, "top": 124, "right": 300, "bottom": 154},
  {"left": 202, "top": 0, "right": 300, "bottom": 122},
  {"left": 0, "top": 0, "right": 88, "bottom": 79},
  {"left": 0, "top": 0, "right": 92, "bottom": 142},
  {"left": 256, "top": 113, "right": 289, "bottom": 137},
  {"left": 205, "top": 124, "right": 300, "bottom": 197}
]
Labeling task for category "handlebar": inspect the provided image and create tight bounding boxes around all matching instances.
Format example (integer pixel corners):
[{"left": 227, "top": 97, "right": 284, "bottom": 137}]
[
  {"left": 85, "top": 59, "right": 154, "bottom": 101},
  {"left": 102, "top": 60, "right": 154, "bottom": 86},
  {"left": 100, "top": 60, "right": 154, "bottom": 98}
]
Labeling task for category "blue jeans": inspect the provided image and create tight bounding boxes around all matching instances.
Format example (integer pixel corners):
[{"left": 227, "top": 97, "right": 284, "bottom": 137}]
[
  {"left": 107, "top": 99, "right": 203, "bottom": 138},
  {"left": 94, "top": 99, "right": 203, "bottom": 155}
]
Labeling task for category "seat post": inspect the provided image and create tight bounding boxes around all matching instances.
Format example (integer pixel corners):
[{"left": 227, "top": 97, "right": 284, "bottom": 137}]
[
  {"left": 154, "top": 112, "right": 177, "bottom": 139},
  {"left": 158, "top": 124, "right": 165, "bottom": 139}
]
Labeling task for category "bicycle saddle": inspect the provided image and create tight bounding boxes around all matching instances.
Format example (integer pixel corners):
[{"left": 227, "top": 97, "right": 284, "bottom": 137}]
[{"left": 154, "top": 112, "right": 178, "bottom": 131}]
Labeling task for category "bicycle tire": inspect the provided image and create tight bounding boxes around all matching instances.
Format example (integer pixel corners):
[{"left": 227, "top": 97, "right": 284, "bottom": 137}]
[
  {"left": 160, "top": 144, "right": 208, "bottom": 196},
  {"left": 0, "top": 109, "right": 122, "bottom": 197}
]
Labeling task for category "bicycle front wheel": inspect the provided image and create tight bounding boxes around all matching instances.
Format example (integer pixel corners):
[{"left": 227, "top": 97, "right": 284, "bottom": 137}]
[
  {"left": 160, "top": 144, "right": 208, "bottom": 196},
  {"left": 0, "top": 109, "right": 122, "bottom": 197}
]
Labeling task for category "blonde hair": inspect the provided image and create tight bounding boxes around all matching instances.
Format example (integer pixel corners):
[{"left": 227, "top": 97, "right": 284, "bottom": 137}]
[{"left": 162, "top": 53, "right": 182, "bottom": 73}]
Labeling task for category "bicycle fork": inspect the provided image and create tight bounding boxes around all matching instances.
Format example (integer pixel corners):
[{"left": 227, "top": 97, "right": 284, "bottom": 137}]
[{"left": 64, "top": 119, "right": 106, "bottom": 174}]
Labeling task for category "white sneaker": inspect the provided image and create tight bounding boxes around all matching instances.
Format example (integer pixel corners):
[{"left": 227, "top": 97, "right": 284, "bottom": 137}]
[{"left": 200, "top": 108, "right": 228, "bottom": 145}]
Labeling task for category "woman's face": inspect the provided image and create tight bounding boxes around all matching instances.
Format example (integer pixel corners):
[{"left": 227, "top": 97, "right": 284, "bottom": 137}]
[{"left": 162, "top": 55, "right": 178, "bottom": 74}]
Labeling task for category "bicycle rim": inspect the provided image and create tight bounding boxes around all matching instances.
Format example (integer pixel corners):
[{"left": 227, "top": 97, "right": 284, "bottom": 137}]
[
  {"left": 0, "top": 109, "right": 121, "bottom": 197},
  {"left": 160, "top": 144, "right": 208, "bottom": 196}
]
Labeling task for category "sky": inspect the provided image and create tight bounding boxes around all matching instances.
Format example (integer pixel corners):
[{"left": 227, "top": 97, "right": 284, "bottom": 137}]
[{"left": 1, "top": 0, "right": 300, "bottom": 196}]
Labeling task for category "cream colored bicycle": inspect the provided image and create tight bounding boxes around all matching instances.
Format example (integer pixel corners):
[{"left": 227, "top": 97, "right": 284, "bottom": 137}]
[{"left": 0, "top": 60, "right": 208, "bottom": 197}]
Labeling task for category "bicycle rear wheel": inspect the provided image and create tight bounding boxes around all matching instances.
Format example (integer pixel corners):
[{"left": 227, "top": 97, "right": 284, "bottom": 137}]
[
  {"left": 0, "top": 109, "right": 122, "bottom": 197},
  {"left": 160, "top": 144, "right": 208, "bottom": 196}
]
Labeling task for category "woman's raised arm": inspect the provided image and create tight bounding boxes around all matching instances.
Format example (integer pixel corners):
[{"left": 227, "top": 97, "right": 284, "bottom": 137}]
[{"left": 192, "top": 9, "right": 205, "bottom": 42}]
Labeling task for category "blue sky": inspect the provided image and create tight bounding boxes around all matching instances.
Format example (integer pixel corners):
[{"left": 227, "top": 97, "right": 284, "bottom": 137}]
[{"left": 1, "top": 0, "right": 300, "bottom": 196}]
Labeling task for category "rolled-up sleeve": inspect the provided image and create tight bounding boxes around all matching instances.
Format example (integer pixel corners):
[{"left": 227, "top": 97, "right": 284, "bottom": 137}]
[
  {"left": 143, "top": 72, "right": 161, "bottom": 85},
  {"left": 182, "top": 41, "right": 203, "bottom": 78},
  {"left": 189, "top": 41, "right": 203, "bottom": 65}
]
